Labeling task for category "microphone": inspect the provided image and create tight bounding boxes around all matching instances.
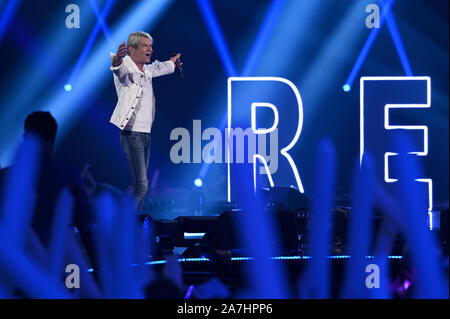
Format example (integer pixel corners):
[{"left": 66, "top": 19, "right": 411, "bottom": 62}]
[{"left": 171, "top": 51, "right": 184, "bottom": 79}]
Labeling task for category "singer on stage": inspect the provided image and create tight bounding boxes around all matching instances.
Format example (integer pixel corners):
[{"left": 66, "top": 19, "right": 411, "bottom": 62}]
[{"left": 109, "top": 31, "right": 181, "bottom": 212}]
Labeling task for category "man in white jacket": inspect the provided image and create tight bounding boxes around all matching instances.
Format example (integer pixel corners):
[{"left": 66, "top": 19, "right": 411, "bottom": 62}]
[{"left": 110, "top": 31, "right": 181, "bottom": 212}]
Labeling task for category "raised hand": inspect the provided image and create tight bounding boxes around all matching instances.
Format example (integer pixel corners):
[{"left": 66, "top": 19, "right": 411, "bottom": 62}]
[
  {"left": 113, "top": 42, "right": 127, "bottom": 67},
  {"left": 0, "top": 132, "right": 447, "bottom": 299},
  {"left": 387, "top": 133, "right": 447, "bottom": 298},
  {"left": 170, "top": 53, "right": 182, "bottom": 66},
  {"left": 0, "top": 135, "right": 70, "bottom": 298}
]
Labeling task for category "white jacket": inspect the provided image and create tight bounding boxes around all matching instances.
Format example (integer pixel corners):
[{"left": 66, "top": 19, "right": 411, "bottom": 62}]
[{"left": 109, "top": 53, "right": 175, "bottom": 130}]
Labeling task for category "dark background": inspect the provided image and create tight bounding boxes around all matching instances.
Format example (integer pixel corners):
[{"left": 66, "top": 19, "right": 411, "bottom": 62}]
[{"left": 0, "top": 0, "right": 448, "bottom": 206}]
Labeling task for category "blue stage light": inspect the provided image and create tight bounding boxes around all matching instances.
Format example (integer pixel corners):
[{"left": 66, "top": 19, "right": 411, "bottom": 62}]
[
  {"left": 343, "top": 0, "right": 411, "bottom": 89},
  {"left": 177, "top": 257, "right": 210, "bottom": 262},
  {"left": 241, "top": 0, "right": 286, "bottom": 77},
  {"left": 144, "top": 260, "right": 167, "bottom": 266},
  {"left": 64, "top": 84, "right": 72, "bottom": 92},
  {"left": 87, "top": 254, "right": 404, "bottom": 272},
  {"left": 39, "top": 0, "right": 173, "bottom": 147},
  {"left": 67, "top": 0, "right": 115, "bottom": 88},
  {"left": 184, "top": 285, "right": 195, "bottom": 299},
  {"left": 194, "top": 178, "right": 203, "bottom": 187},
  {"left": 88, "top": 0, "right": 113, "bottom": 42},
  {"left": 196, "top": 0, "right": 238, "bottom": 76},
  {"left": 0, "top": 2, "right": 103, "bottom": 167},
  {"left": 0, "top": 0, "right": 22, "bottom": 46},
  {"left": 383, "top": 6, "right": 413, "bottom": 76},
  {"left": 343, "top": 84, "right": 351, "bottom": 92},
  {"left": 195, "top": 0, "right": 286, "bottom": 181}
]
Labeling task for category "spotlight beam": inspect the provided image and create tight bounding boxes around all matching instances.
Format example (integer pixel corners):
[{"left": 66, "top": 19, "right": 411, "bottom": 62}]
[
  {"left": 343, "top": 0, "right": 414, "bottom": 91},
  {"left": 0, "top": 5, "right": 109, "bottom": 166},
  {"left": 195, "top": 0, "right": 238, "bottom": 76},
  {"left": 67, "top": 0, "right": 116, "bottom": 87},
  {"left": 296, "top": 0, "right": 373, "bottom": 146},
  {"left": 343, "top": 0, "right": 394, "bottom": 91},
  {"left": 241, "top": 0, "right": 286, "bottom": 77},
  {"left": 43, "top": 0, "right": 174, "bottom": 145},
  {"left": 381, "top": 1, "right": 413, "bottom": 76},
  {"left": 0, "top": 0, "right": 22, "bottom": 46},
  {"left": 196, "top": 0, "right": 286, "bottom": 180},
  {"left": 0, "top": 1, "right": 174, "bottom": 167},
  {"left": 88, "top": 0, "right": 113, "bottom": 43}
]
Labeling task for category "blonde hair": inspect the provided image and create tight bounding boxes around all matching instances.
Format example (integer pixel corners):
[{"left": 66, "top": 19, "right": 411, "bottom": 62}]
[{"left": 127, "top": 31, "right": 153, "bottom": 52}]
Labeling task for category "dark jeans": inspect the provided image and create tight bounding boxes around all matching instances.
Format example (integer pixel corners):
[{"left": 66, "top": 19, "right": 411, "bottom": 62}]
[{"left": 119, "top": 130, "right": 151, "bottom": 213}]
